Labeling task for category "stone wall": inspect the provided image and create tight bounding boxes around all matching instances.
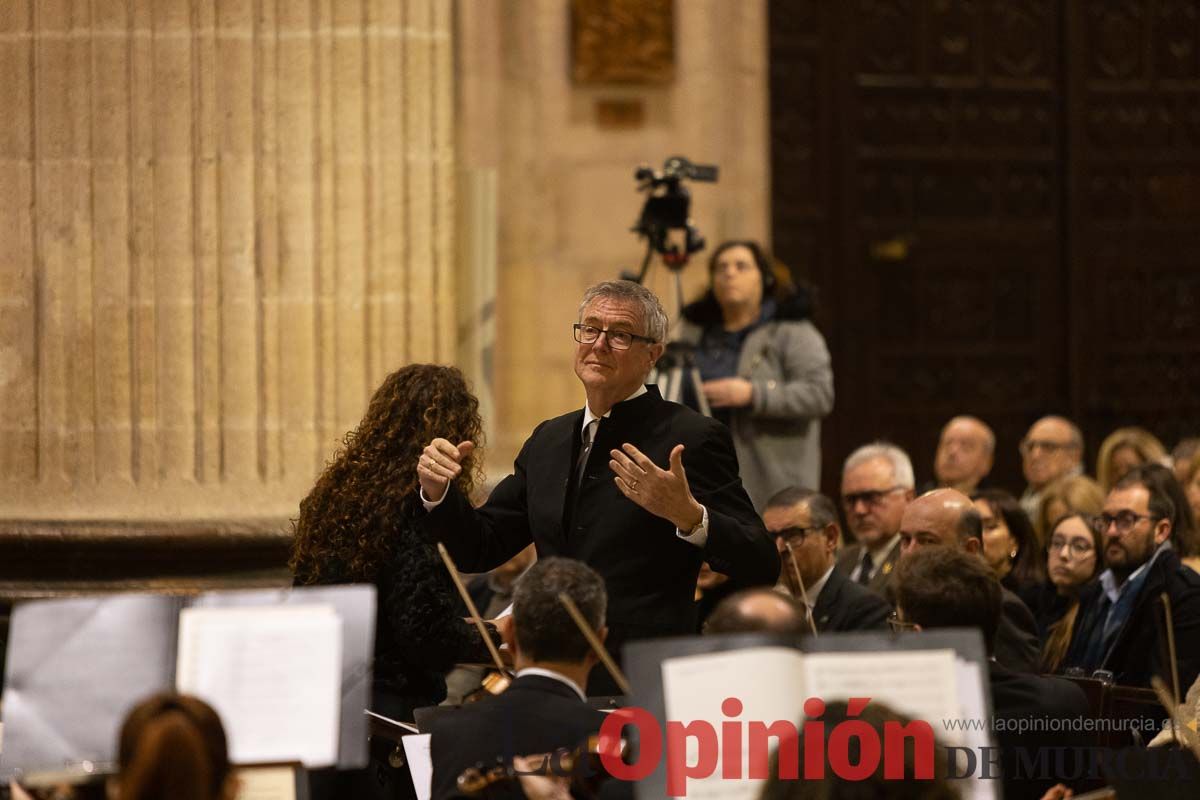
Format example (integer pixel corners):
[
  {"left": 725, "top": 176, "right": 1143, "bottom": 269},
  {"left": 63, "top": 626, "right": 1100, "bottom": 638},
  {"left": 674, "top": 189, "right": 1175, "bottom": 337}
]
[
  {"left": 0, "top": 0, "right": 457, "bottom": 523},
  {"left": 457, "top": 0, "right": 771, "bottom": 470}
]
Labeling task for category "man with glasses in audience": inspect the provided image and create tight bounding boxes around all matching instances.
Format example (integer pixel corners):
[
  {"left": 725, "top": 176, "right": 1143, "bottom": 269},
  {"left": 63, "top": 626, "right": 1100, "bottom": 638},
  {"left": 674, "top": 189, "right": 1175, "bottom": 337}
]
[
  {"left": 418, "top": 280, "right": 778, "bottom": 694},
  {"left": 835, "top": 442, "right": 914, "bottom": 597},
  {"left": 1019, "top": 415, "right": 1084, "bottom": 520},
  {"left": 1063, "top": 465, "right": 1200, "bottom": 688},
  {"left": 764, "top": 487, "right": 890, "bottom": 632}
]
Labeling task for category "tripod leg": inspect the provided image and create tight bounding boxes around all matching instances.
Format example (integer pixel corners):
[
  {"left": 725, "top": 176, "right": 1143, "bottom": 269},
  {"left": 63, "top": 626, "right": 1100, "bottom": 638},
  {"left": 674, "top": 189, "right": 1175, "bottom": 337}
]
[
  {"left": 690, "top": 367, "right": 712, "bottom": 418},
  {"left": 663, "top": 366, "right": 685, "bottom": 403}
]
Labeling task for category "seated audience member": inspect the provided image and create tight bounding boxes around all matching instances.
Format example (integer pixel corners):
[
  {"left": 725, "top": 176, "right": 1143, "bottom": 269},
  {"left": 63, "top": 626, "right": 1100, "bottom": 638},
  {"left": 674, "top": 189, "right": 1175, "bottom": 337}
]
[
  {"left": 427, "top": 558, "right": 610, "bottom": 800},
  {"left": 1064, "top": 467, "right": 1200, "bottom": 689},
  {"left": 972, "top": 489, "right": 1045, "bottom": 603},
  {"left": 1035, "top": 474, "right": 1104, "bottom": 546},
  {"left": 1172, "top": 437, "right": 1200, "bottom": 485},
  {"left": 703, "top": 586, "right": 807, "bottom": 636},
  {"left": 893, "top": 548, "right": 1090, "bottom": 800},
  {"left": 837, "top": 442, "right": 915, "bottom": 596},
  {"left": 1184, "top": 451, "right": 1200, "bottom": 568},
  {"left": 931, "top": 415, "right": 995, "bottom": 494},
  {"left": 116, "top": 693, "right": 235, "bottom": 800},
  {"left": 1019, "top": 416, "right": 1084, "bottom": 522},
  {"left": 1039, "top": 513, "right": 1103, "bottom": 672},
  {"left": 764, "top": 487, "right": 890, "bottom": 632},
  {"left": 759, "top": 700, "right": 958, "bottom": 800},
  {"left": 898, "top": 489, "right": 1041, "bottom": 673},
  {"left": 1096, "top": 426, "right": 1167, "bottom": 493},
  {"left": 1138, "top": 463, "right": 1200, "bottom": 571}
]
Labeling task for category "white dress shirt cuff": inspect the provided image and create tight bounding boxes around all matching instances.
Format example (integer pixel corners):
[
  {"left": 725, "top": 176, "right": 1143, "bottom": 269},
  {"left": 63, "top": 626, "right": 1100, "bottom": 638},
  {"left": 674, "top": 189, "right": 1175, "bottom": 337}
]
[
  {"left": 676, "top": 504, "right": 709, "bottom": 548},
  {"left": 420, "top": 486, "right": 447, "bottom": 512}
]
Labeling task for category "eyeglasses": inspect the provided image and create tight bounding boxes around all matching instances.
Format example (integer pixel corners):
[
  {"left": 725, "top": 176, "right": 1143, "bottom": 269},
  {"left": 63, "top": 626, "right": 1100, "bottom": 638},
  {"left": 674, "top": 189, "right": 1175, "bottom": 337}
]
[
  {"left": 887, "top": 612, "right": 918, "bottom": 632},
  {"left": 842, "top": 487, "right": 905, "bottom": 510},
  {"left": 1092, "top": 511, "right": 1156, "bottom": 535},
  {"left": 573, "top": 323, "right": 657, "bottom": 351},
  {"left": 1019, "top": 439, "right": 1077, "bottom": 456},
  {"left": 1048, "top": 535, "right": 1094, "bottom": 558},
  {"left": 772, "top": 526, "right": 821, "bottom": 545}
]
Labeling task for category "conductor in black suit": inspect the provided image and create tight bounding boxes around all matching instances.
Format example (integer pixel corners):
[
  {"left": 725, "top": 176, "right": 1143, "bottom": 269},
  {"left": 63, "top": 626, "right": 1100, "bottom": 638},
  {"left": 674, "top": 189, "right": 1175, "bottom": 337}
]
[
  {"left": 417, "top": 280, "right": 779, "bottom": 691},
  {"left": 762, "top": 487, "right": 891, "bottom": 632},
  {"left": 426, "top": 557, "right": 612, "bottom": 800}
]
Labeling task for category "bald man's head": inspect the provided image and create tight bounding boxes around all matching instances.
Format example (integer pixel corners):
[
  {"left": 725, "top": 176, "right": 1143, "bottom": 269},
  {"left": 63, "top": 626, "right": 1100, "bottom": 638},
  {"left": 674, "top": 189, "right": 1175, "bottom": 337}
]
[
  {"left": 704, "top": 588, "right": 807, "bottom": 636},
  {"left": 899, "top": 488, "right": 982, "bottom": 559}
]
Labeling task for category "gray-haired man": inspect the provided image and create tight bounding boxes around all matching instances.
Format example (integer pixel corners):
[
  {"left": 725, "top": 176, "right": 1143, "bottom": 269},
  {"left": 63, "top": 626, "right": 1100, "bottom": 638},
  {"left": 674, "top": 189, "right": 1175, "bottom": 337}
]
[{"left": 418, "top": 281, "right": 778, "bottom": 692}]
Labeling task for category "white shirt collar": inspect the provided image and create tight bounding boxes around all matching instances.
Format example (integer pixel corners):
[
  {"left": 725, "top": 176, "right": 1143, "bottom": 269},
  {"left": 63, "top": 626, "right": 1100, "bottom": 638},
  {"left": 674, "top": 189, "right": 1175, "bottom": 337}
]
[
  {"left": 581, "top": 384, "right": 648, "bottom": 433},
  {"left": 802, "top": 564, "right": 836, "bottom": 609},
  {"left": 1100, "top": 541, "right": 1171, "bottom": 603},
  {"left": 515, "top": 667, "right": 587, "bottom": 701}
]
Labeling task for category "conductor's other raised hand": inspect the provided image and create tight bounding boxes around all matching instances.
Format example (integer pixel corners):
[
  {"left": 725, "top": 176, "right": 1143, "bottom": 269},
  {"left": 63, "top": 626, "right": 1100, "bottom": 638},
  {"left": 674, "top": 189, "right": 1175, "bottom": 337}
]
[
  {"left": 418, "top": 438, "right": 475, "bottom": 503},
  {"left": 610, "top": 443, "right": 704, "bottom": 532}
]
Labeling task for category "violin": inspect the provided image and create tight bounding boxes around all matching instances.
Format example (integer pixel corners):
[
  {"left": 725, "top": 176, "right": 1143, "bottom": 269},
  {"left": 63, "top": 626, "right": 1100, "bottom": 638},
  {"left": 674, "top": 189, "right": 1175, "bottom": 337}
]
[
  {"left": 437, "top": 543, "right": 516, "bottom": 701},
  {"left": 456, "top": 735, "right": 629, "bottom": 799}
]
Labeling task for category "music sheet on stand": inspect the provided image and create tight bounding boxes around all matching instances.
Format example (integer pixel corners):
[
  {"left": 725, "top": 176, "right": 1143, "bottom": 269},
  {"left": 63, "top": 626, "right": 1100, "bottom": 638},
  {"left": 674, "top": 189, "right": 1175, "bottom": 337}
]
[
  {"left": 660, "top": 646, "right": 994, "bottom": 800},
  {"left": 176, "top": 605, "right": 343, "bottom": 768},
  {"left": 662, "top": 647, "right": 809, "bottom": 800}
]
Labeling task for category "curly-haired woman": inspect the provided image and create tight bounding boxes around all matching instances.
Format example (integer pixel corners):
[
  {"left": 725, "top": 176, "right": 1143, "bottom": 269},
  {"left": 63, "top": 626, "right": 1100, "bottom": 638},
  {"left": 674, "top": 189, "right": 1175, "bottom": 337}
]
[{"left": 291, "top": 364, "right": 492, "bottom": 721}]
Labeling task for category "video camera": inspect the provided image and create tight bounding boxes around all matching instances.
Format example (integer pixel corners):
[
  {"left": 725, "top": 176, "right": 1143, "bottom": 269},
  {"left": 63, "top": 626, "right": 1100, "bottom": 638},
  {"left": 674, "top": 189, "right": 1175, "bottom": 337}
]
[{"left": 631, "top": 156, "right": 719, "bottom": 271}]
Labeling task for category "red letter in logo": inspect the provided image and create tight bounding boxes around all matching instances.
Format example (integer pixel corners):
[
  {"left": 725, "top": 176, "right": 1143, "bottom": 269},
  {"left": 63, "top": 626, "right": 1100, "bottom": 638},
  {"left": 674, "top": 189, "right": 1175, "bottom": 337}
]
[
  {"left": 721, "top": 697, "right": 743, "bottom": 779},
  {"left": 802, "top": 697, "right": 826, "bottom": 779},
  {"left": 665, "top": 719, "right": 718, "bottom": 796},
  {"left": 748, "top": 720, "right": 799, "bottom": 779},
  {"left": 598, "top": 707, "right": 661, "bottom": 782},
  {"left": 827, "top": 697, "right": 881, "bottom": 781}
]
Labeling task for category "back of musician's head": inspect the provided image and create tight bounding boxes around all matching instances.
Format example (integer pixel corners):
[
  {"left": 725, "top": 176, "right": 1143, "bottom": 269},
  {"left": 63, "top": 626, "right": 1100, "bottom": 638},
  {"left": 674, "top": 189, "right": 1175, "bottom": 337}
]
[
  {"left": 118, "top": 692, "right": 232, "bottom": 800},
  {"left": 512, "top": 557, "right": 606, "bottom": 663},
  {"left": 893, "top": 546, "right": 1002, "bottom": 655},
  {"left": 704, "top": 587, "right": 806, "bottom": 636}
]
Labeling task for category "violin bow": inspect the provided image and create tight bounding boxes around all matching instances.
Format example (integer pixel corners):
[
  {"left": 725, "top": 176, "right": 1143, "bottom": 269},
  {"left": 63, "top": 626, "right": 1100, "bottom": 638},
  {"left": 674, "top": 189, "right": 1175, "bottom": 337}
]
[
  {"left": 437, "top": 542, "right": 509, "bottom": 675},
  {"left": 785, "top": 541, "right": 819, "bottom": 638},
  {"left": 557, "top": 592, "right": 633, "bottom": 696}
]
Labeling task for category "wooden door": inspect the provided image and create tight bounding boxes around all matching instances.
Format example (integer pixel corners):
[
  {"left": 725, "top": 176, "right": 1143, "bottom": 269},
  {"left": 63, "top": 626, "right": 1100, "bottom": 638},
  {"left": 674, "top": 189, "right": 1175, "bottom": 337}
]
[
  {"left": 771, "top": 0, "right": 1067, "bottom": 494},
  {"left": 1066, "top": 1, "right": 1200, "bottom": 458}
]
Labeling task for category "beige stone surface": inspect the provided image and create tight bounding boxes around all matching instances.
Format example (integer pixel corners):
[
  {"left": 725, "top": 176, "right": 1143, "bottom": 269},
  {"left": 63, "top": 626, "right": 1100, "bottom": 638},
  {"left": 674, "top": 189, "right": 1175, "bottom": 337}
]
[
  {"left": 0, "top": 0, "right": 457, "bottom": 521},
  {"left": 456, "top": 0, "right": 771, "bottom": 470}
]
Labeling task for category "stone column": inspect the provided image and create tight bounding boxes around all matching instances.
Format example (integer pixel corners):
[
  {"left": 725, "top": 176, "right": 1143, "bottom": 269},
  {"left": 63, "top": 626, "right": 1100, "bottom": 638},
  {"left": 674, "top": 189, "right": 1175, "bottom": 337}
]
[{"left": 0, "top": 0, "right": 457, "bottom": 522}]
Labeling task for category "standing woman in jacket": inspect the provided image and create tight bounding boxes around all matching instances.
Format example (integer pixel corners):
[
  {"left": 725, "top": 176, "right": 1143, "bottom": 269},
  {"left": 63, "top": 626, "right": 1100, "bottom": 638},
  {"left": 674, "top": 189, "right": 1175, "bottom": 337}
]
[{"left": 674, "top": 240, "right": 834, "bottom": 511}]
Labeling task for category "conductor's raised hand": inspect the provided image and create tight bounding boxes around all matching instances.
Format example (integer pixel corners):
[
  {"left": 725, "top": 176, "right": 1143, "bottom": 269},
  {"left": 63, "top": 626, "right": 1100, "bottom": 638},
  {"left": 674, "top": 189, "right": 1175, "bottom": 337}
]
[
  {"left": 417, "top": 437, "right": 474, "bottom": 503},
  {"left": 610, "top": 443, "right": 704, "bottom": 532}
]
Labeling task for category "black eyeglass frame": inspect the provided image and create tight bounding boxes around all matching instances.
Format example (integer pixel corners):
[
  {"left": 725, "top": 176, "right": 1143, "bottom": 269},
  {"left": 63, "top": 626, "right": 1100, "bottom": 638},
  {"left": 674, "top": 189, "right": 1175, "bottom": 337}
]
[{"left": 572, "top": 323, "right": 658, "bottom": 351}]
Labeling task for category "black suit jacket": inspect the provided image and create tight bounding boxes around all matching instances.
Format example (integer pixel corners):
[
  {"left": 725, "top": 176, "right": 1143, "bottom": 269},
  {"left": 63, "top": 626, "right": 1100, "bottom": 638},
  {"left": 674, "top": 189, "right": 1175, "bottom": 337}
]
[
  {"left": 812, "top": 566, "right": 891, "bottom": 632},
  {"left": 834, "top": 540, "right": 900, "bottom": 597},
  {"left": 1064, "top": 547, "right": 1200, "bottom": 688},
  {"left": 426, "top": 674, "right": 607, "bottom": 800},
  {"left": 994, "top": 587, "right": 1041, "bottom": 674},
  {"left": 424, "top": 387, "right": 778, "bottom": 655},
  {"left": 988, "top": 662, "right": 1092, "bottom": 800}
]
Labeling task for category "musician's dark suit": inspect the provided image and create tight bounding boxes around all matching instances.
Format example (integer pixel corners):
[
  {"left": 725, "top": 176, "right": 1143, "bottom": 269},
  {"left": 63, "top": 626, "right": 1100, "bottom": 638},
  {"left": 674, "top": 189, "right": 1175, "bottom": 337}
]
[
  {"left": 812, "top": 566, "right": 891, "bottom": 632},
  {"left": 424, "top": 386, "right": 779, "bottom": 686},
  {"left": 426, "top": 674, "right": 607, "bottom": 800}
]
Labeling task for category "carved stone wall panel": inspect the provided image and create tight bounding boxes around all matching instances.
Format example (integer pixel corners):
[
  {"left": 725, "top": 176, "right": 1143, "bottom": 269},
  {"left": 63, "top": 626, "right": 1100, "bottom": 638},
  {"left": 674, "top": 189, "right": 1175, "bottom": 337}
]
[{"left": 0, "top": 0, "right": 458, "bottom": 521}]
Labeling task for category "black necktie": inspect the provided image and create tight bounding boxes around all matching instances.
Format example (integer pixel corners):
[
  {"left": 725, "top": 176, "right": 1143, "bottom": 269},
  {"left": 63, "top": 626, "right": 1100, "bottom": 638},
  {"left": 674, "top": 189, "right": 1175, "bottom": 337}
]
[
  {"left": 575, "top": 419, "right": 599, "bottom": 488},
  {"left": 856, "top": 550, "right": 873, "bottom": 586}
]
